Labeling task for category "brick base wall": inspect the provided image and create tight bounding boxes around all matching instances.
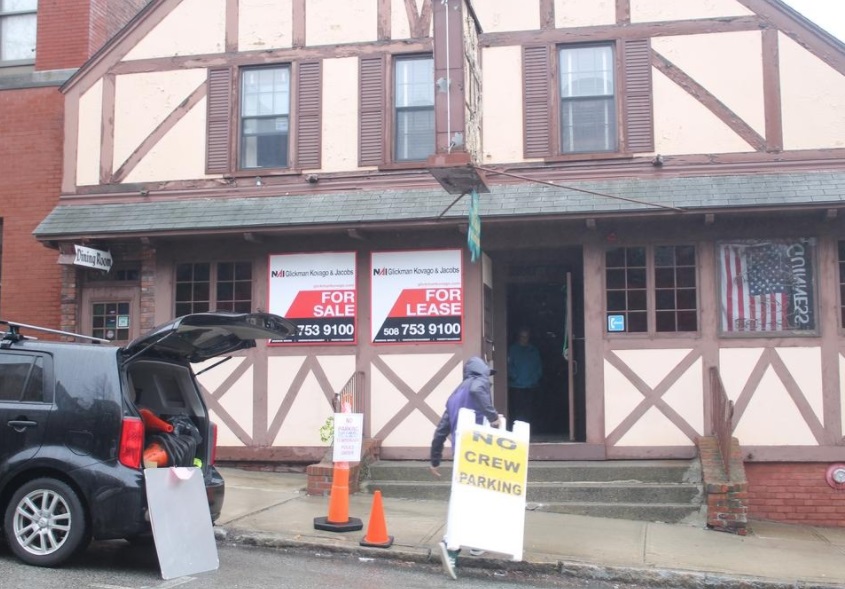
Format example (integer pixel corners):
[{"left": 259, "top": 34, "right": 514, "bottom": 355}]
[
  {"left": 698, "top": 436, "right": 749, "bottom": 535},
  {"left": 306, "top": 438, "right": 382, "bottom": 496},
  {"left": 746, "top": 463, "right": 845, "bottom": 527}
]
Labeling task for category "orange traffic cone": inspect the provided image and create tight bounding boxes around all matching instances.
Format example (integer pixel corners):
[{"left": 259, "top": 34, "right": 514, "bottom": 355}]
[
  {"left": 314, "top": 462, "right": 363, "bottom": 532},
  {"left": 360, "top": 490, "right": 393, "bottom": 548},
  {"left": 139, "top": 409, "right": 173, "bottom": 433}
]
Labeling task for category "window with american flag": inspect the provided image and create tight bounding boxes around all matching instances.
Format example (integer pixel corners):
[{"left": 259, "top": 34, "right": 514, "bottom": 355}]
[{"left": 718, "top": 239, "right": 816, "bottom": 334}]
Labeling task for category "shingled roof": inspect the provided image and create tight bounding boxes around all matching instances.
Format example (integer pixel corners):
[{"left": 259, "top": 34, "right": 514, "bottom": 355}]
[{"left": 33, "top": 171, "right": 845, "bottom": 240}]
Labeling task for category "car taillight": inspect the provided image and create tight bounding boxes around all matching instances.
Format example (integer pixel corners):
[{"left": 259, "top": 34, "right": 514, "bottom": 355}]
[
  {"left": 119, "top": 417, "right": 144, "bottom": 469},
  {"left": 210, "top": 421, "right": 218, "bottom": 465}
]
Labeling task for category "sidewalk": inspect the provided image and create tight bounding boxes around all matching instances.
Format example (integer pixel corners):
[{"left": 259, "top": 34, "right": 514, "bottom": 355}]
[{"left": 214, "top": 467, "right": 845, "bottom": 588}]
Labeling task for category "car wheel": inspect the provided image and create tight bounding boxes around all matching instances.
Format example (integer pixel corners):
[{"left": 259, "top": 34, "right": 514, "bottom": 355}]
[{"left": 3, "top": 478, "right": 88, "bottom": 567}]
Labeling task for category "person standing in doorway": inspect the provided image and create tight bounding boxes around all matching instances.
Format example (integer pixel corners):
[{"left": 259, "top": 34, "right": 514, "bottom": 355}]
[
  {"left": 429, "top": 356, "right": 501, "bottom": 580},
  {"left": 507, "top": 327, "right": 542, "bottom": 425}
]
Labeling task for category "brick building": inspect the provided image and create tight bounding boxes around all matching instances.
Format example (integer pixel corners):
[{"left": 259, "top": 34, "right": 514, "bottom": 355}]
[{"left": 0, "top": 0, "right": 148, "bottom": 328}]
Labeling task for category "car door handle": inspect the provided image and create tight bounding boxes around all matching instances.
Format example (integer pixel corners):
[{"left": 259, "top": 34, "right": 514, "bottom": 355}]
[{"left": 7, "top": 420, "right": 38, "bottom": 432}]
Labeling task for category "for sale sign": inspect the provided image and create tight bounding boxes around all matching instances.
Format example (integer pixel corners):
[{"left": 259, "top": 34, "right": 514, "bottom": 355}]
[
  {"left": 268, "top": 252, "right": 356, "bottom": 344},
  {"left": 371, "top": 249, "right": 463, "bottom": 343}
]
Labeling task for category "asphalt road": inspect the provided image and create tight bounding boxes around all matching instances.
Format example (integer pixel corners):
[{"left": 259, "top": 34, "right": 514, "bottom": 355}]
[{"left": 0, "top": 540, "right": 641, "bottom": 589}]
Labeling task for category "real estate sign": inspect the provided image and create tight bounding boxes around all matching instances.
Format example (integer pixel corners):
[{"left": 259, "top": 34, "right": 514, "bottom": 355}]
[
  {"left": 268, "top": 252, "right": 356, "bottom": 344},
  {"left": 371, "top": 249, "right": 463, "bottom": 344}
]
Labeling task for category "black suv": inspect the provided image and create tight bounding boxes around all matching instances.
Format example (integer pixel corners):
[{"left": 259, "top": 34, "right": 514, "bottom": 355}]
[{"left": 0, "top": 312, "right": 293, "bottom": 567}]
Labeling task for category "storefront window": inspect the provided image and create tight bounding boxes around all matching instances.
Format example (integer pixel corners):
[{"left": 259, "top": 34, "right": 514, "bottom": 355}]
[
  {"left": 605, "top": 244, "right": 698, "bottom": 334},
  {"left": 175, "top": 262, "right": 252, "bottom": 316}
]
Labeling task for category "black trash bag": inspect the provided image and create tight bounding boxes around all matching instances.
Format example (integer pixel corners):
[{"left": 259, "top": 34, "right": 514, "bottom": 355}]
[{"left": 147, "top": 415, "right": 203, "bottom": 467}]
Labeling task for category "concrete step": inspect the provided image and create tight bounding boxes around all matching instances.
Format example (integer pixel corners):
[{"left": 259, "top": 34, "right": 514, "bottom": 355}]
[
  {"left": 364, "top": 480, "right": 701, "bottom": 505},
  {"left": 362, "top": 458, "right": 705, "bottom": 524},
  {"left": 533, "top": 502, "right": 705, "bottom": 524},
  {"left": 367, "top": 460, "right": 701, "bottom": 484}
]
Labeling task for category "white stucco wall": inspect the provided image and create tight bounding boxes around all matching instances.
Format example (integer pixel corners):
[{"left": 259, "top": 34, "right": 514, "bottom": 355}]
[
  {"left": 391, "top": 0, "right": 433, "bottom": 39},
  {"left": 481, "top": 46, "right": 525, "bottom": 164},
  {"left": 652, "top": 32, "right": 765, "bottom": 137},
  {"left": 779, "top": 33, "right": 845, "bottom": 151},
  {"left": 113, "top": 69, "right": 207, "bottom": 171},
  {"left": 472, "top": 0, "right": 540, "bottom": 33},
  {"left": 76, "top": 79, "right": 103, "bottom": 187},
  {"left": 554, "top": 0, "right": 615, "bottom": 29},
  {"left": 123, "top": 96, "right": 214, "bottom": 183},
  {"left": 630, "top": 0, "right": 752, "bottom": 23},
  {"left": 720, "top": 348, "right": 819, "bottom": 446},
  {"left": 605, "top": 349, "right": 702, "bottom": 447},
  {"left": 267, "top": 355, "right": 355, "bottom": 447},
  {"left": 320, "top": 57, "right": 360, "bottom": 173},
  {"left": 197, "top": 357, "right": 250, "bottom": 447},
  {"left": 652, "top": 68, "right": 754, "bottom": 155},
  {"left": 123, "top": 0, "right": 226, "bottom": 61},
  {"left": 238, "top": 0, "right": 293, "bottom": 52},
  {"left": 371, "top": 354, "right": 461, "bottom": 448},
  {"left": 306, "top": 0, "right": 377, "bottom": 46}
]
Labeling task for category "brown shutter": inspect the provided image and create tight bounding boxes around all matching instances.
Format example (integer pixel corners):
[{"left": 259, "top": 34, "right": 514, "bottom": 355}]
[
  {"left": 206, "top": 68, "right": 232, "bottom": 174},
  {"left": 296, "top": 61, "right": 322, "bottom": 169},
  {"left": 623, "top": 39, "right": 654, "bottom": 153},
  {"left": 523, "top": 46, "right": 551, "bottom": 159},
  {"left": 359, "top": 56, "right": 385, "bottom": 166}
]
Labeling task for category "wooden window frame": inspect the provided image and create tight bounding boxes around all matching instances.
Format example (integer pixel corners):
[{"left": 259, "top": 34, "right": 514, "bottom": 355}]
[
  {"left": 174, "top": 261, "right": 254, "bottom": 317},
  {"left": 603, "top": 244, "right": 701, "bottom": 337},
  {"left": 0, "top": 2, "right": 37, "bottom": 68},
  {"left": 392, "top": 54, "right": 435, "bottom": 165},
  {"left": 237, "top": 64, "right": 293, "bottom": 172},
  {"left": 555, "top": 42, "right": 620, "bottom": 156},
  {"left": 208, "top": 60, "right": 323, "bottom": 177},
  {"left": 523, "top": 38, "right": 653, "bottom": 161},
  {"left": 378, "top": 52, "right": 435, "bottom": 171}
]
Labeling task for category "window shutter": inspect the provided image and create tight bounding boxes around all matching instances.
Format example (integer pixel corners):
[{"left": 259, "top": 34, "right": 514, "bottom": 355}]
[
  {"left": 623, "top": 39, "right": 654, "bottom": 153},
  {"left": 359, "top": 56, "right": 385, "bottom": 166},
  {"left": 206, "top": 68, "right": 232, "bottom": 174},
  {"left": 523, "top": 46, "right": 551, "bottom": 159},
  {"left": 296, "top": 61, "right": 322, "bottom": 169}
]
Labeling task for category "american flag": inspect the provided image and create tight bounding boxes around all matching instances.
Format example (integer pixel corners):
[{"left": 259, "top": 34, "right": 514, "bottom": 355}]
[{"left": 720, "top": 242, "right": 791, "bottom": 332}]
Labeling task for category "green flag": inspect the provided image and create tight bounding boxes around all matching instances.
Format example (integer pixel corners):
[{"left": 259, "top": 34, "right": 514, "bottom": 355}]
[{"left": 467, "top": 189, "right": 481, "bottom": 262}]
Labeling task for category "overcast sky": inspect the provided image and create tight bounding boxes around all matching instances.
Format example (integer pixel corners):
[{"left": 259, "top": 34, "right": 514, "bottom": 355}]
[{"left": 779, "top": 0, "right": 845, "bottom": 41}]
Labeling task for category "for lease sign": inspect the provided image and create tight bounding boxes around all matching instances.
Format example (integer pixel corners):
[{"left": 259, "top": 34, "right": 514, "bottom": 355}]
[
  {"left": 268, "top": 252, "right": 356, "bottom": 344},
  {"left": 371, "top": 249, "right": 463, "bottom": 344}
]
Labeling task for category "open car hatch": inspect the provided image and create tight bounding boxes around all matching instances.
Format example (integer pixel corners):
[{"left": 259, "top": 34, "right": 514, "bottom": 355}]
[{"left": 122, "top": 312, "right": 296, "bottom": 363}]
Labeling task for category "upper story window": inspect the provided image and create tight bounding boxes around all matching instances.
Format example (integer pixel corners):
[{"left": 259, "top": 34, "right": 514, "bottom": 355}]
[
  {"left": 240, "top": 66, "right": 291, "bottom": 170},
  {"left": 559, "top": 45, "right": 616, "bottom": 154},
  {"left": 0, "top": 0, "right": 37, "bottom": 66},
  {"left": 175, "top": 261, "right": 253, "bottom": 316},
  {"left": 207, "top": 62, "right": 321, "bottom": 174},
  {"left": 523, "top": 39, "right": 653, "bottom": 159},
  {"left": 394, "top": 56, "right": 434, "bottom": 162},
  {"left": 718, "top": 239, "right": 816, "bottom": 335},
  {"left": 605, "top": 245, "right": 698, "bottom": 334}
]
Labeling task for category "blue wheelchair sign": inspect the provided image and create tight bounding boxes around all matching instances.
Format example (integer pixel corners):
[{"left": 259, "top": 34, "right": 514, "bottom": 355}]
[{"left": 607, "top": 314, "right": 625, "bottom": 332}]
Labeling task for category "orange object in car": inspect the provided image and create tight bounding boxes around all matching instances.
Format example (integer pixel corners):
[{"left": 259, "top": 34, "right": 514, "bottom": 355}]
[
  {"left": 143, "top": 442, "right": 168, "bottom": 467},
  {"left": 139, "top": 409, "right": 174, "bottom": 433}
]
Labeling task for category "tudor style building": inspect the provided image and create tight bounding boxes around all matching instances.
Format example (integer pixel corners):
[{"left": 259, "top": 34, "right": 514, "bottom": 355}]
[{"left": 33, "top": 0, "right": 845, "bottom": 525}]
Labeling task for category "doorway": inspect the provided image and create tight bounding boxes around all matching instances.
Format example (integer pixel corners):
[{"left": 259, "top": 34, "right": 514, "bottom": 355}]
[{"left": 503, "top": 250, "right": 585, "bottom": 442}]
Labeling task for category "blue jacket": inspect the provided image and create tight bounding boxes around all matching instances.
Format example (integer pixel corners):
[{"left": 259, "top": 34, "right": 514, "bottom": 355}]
[
  {"left": 508, "top": 342, "right": 542, "bottom": 389},
  {"left": 430, "top": 357, "right": 498, "bottom": 467}
]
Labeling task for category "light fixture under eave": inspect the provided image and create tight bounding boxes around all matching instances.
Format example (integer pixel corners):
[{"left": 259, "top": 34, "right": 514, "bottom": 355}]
[{"left": 428, "top": 165, "right": 490, "bottom": 196}]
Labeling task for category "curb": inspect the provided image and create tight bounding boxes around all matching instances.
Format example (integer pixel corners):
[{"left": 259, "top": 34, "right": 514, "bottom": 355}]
[{"left": 215, "top": 527, "right": 841, "bottom": 589}]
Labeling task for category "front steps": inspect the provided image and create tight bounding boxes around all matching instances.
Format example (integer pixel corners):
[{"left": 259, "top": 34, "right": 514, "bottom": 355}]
[{"left": 362, "top": 460, "right": 705, "bottom": 524}]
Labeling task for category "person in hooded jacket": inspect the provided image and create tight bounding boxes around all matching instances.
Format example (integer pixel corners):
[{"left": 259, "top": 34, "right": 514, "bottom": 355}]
[{"left": 429, "top": 356, "right": 501, "bottom": 579}]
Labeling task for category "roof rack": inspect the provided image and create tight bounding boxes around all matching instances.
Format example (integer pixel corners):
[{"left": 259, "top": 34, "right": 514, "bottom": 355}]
[{"left": 0, "top": 320, "right": 111, "bottom": 345}]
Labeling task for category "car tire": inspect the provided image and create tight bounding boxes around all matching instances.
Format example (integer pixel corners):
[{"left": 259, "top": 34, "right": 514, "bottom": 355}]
[{"left": 3, "top": 478, "right": 88, "bottom": 567}]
